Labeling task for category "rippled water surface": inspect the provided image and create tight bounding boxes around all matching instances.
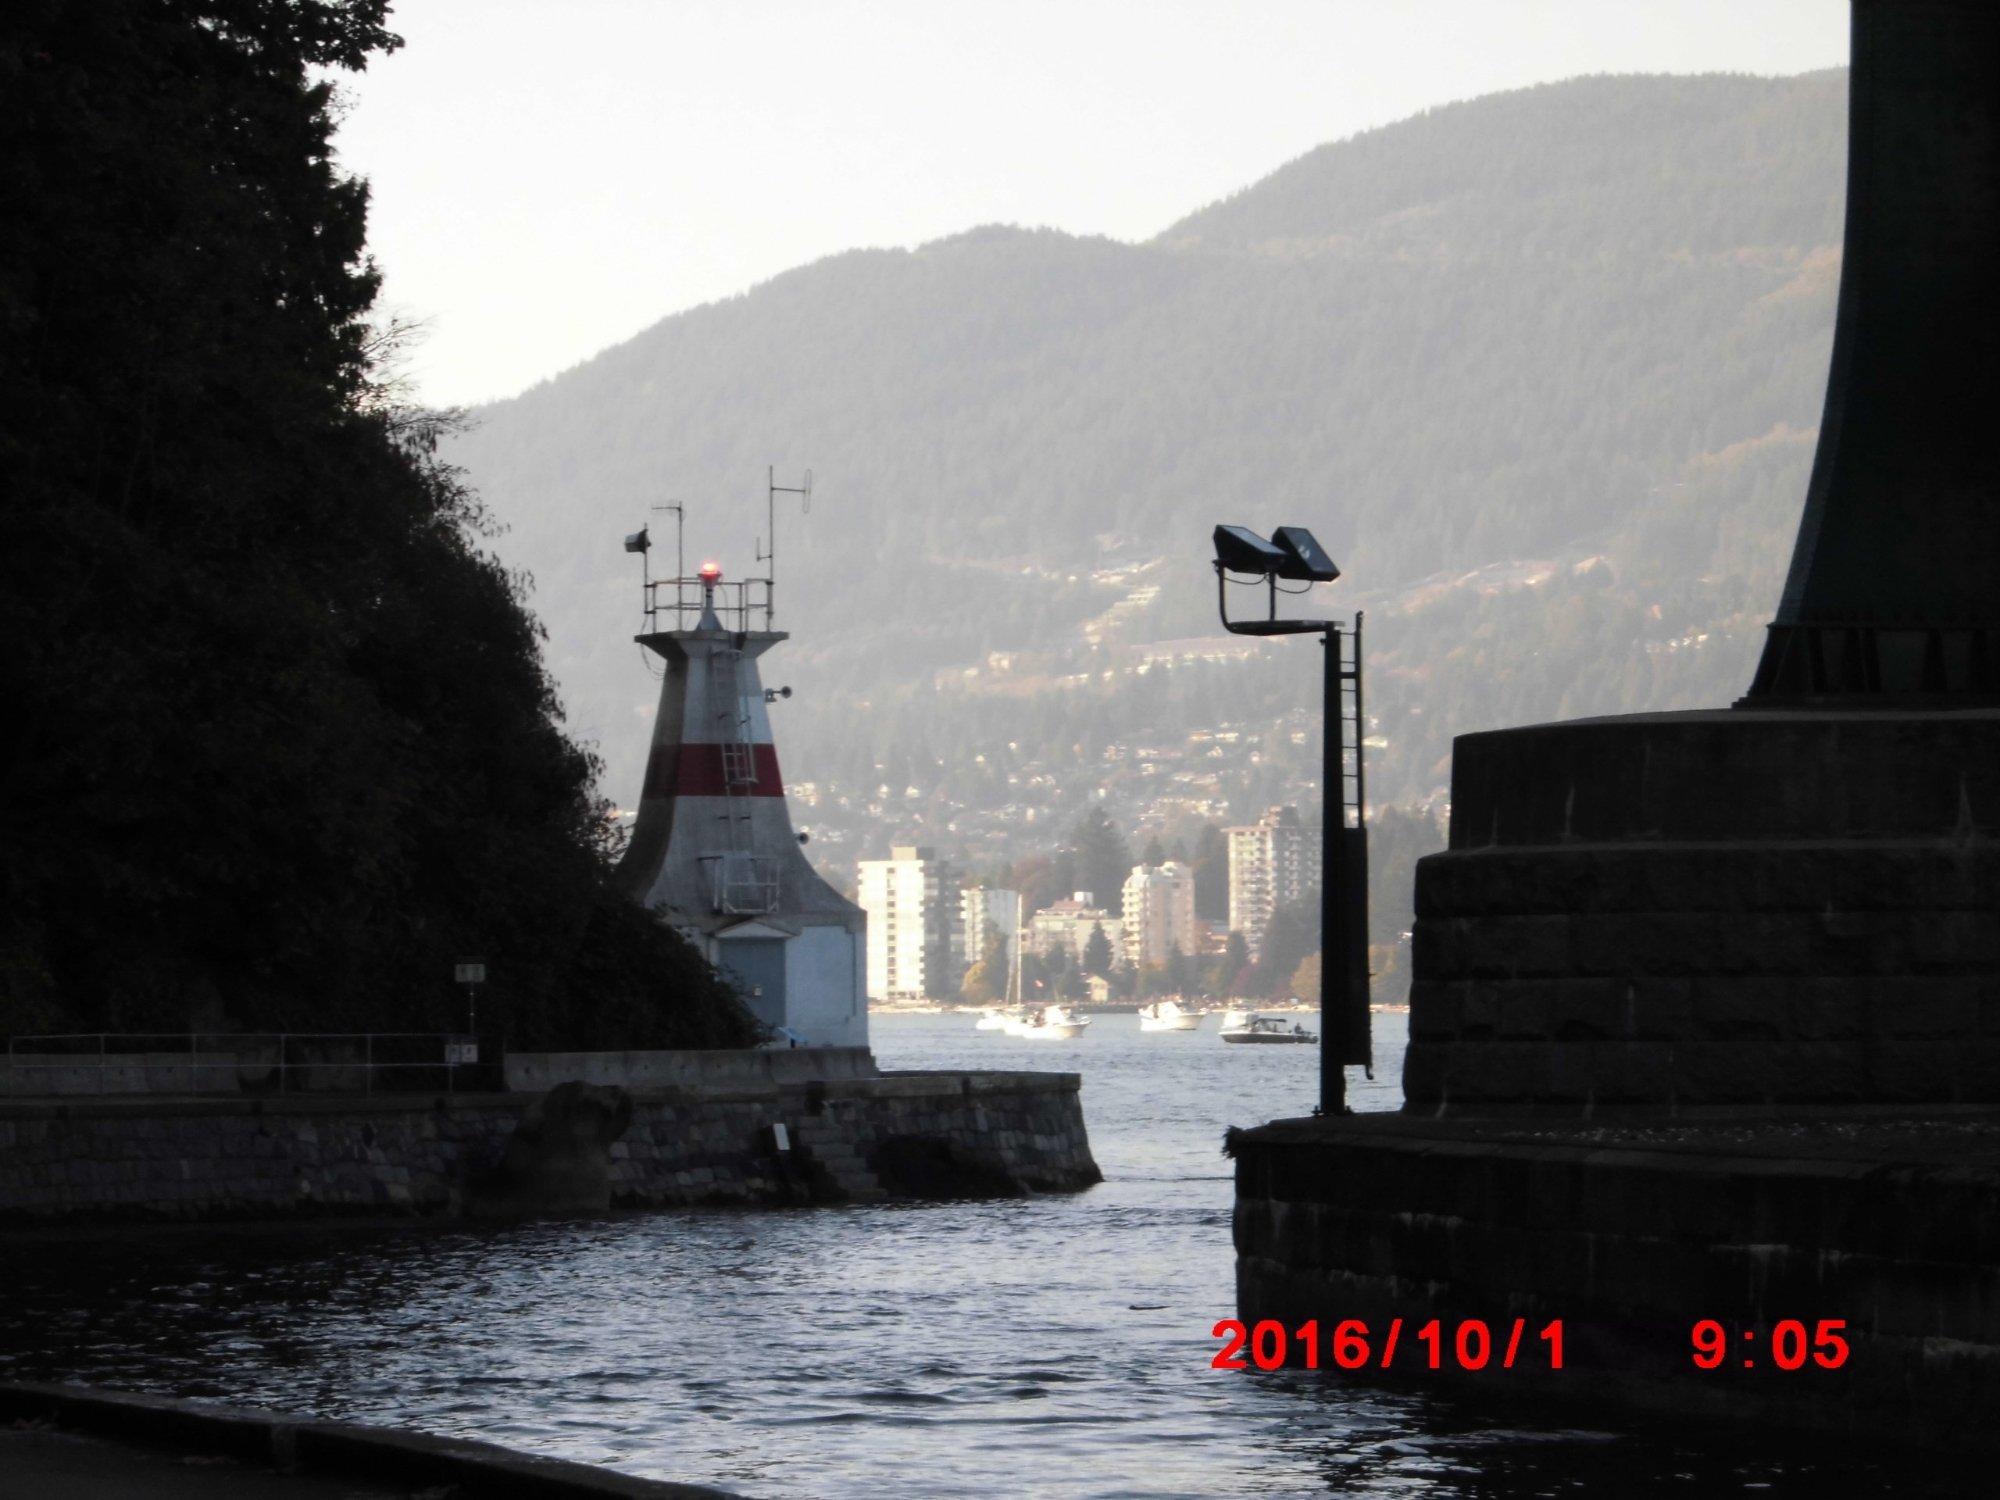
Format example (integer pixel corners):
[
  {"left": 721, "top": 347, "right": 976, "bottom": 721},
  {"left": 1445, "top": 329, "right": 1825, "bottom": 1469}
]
[{"left": 0, "top": 1013, "right": 1970, "bottom": 1497}]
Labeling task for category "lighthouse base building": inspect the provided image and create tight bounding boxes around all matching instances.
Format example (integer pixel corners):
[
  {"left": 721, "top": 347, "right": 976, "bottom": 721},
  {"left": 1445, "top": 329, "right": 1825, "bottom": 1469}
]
[{"left": 616, "top": 580, "right": 866, "bottom": 1048}]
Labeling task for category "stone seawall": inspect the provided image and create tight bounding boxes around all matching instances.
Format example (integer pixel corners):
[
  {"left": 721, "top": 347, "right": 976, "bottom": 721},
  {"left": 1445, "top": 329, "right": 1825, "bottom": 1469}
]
[
  {"left": 0, "top": 1071, "right": 1098, "bottom": 1224},
  {"left": 1232, "top": 1110, "right": 2000, "bottom": 1454},
  {"left": 1406, "top": 709, "right": 2000, "bottom": 1106}
]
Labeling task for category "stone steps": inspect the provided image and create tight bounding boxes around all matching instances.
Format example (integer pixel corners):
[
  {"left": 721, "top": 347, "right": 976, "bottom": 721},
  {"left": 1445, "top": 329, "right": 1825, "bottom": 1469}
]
[{"left": 789, "top": 1119, "right": 887, "bottom": 1203}]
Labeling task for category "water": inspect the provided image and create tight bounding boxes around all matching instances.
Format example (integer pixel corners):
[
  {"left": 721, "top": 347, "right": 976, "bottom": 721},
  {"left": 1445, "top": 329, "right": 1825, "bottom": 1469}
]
[{"left": 0, "top": 1013, "right": 1969, "bottom": 1497}]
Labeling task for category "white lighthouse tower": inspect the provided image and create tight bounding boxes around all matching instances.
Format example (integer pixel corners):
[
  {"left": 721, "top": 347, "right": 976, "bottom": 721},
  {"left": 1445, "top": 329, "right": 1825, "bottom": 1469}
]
[{"left": 616, "top": 494, "right": 866, "bottom": 1048}]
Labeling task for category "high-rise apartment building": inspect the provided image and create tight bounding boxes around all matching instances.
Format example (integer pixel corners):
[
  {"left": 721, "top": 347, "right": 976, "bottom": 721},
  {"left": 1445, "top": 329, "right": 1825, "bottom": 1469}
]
[
  {"left": 1121, "top": 862, "right": 1196, "bottom": 970},
  {"left": 857, "top": 846, "right": 959, "bottom": 1001},
  {"left": 1226, "top": 806, "right": 1319, "bottom": 958}
]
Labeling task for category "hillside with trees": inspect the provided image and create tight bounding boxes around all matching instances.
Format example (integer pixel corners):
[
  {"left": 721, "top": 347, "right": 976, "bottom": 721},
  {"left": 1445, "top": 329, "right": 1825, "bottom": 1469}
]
[
  {"left": 449, "top": 69, "right": 1846, "bottom": 983},
  {"left": 1, "top": 0, "right": 755, "bottom": 1048}
]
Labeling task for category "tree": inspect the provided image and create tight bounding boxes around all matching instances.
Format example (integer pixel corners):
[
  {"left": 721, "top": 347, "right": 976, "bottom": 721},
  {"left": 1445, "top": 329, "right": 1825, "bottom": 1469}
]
[
  {"left": 1022, "top": 944, "right": 1063, "bottom": 1005},
  {"left": 0, "top": 1, "right": 755, "bottom": 1048},
  {"left": 1081, "top": 921, "right": 1114, "bottom": 978},
  {"left": 961, "top": 922, "right": 1008, "bottom": 1003},
  {"left": 1057, "top": 961, "right": 1089, "bottom": 1001},
  {"left": 1009, "top": 849, "right": 1077, "bottom": 915},
  {"left": 1207, "top": 931, "right": 1254, "bottom": 996},
  {"left": 1256, "top": 902, "right": 1319, "bottom": 998},
  {"left": 1191, "top": 824, "right": 1230, "bottom": 923},
  {"left": 1290, "top": 952, "right": 1322, "bottom": 1005},
  {"left": 1071, "top": 808, "right": 1132, "bottom": 910}
]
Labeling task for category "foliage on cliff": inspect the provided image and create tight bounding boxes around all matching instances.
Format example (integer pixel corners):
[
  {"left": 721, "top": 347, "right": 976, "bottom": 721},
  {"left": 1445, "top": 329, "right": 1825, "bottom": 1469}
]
[{"left": 0, "top": 1, "right": 756, "bottom": 1048}]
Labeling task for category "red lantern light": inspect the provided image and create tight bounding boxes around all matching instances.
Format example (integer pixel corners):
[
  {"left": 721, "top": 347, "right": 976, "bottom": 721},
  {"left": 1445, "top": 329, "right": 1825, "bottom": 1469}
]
[{"left": 698, "top": 561, "right": 722, "bottom": 584}]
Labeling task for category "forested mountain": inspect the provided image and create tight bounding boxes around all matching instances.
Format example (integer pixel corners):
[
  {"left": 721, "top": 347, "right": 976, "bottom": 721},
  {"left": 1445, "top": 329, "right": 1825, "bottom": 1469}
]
[
  {"left": 2, "top": 0, "right": 753, "bottom": 1047},
  {"left": 450, "top": 70, "right": 1846, "bottom": 960}
]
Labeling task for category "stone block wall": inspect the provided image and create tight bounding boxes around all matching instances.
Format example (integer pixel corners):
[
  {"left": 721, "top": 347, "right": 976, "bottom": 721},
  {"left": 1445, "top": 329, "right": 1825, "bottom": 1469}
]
[
  {"left": 1407, "top": 708, "right": 2000, "bottom": 1106},
  {"left": 1409, "top": 842, "right": 2000, "bottom": 1104},
  {"left": 0, "top": 1072, "right": 1098, "bottom": 1224},
  {"left": 609, "top": 1073, "right": 1100, "bottom": 1207},
  {"left": 0, "top": 1098, "right": 522, "bottom": 1220},
  {"left": 1232, "top": 1114, "right": 2000, "bottom": 1454}
]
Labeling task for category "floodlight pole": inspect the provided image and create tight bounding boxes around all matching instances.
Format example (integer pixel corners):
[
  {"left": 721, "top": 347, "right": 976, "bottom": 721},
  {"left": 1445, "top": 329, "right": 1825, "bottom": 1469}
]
[{"left": 1213, "top": 557, "right": 1371, "bottom": 1116}]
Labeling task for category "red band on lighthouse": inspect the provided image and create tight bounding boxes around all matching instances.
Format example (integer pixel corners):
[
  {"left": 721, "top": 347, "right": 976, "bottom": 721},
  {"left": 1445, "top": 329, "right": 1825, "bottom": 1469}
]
[{"left": 642, "top": 743, "right": 785, "bottom": 799}]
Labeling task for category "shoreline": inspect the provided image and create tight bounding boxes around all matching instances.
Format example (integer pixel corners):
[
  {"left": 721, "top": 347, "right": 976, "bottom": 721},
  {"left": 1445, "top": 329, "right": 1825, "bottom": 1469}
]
[{"left": 0, "top": 1380, "right": 739, "bottom": 1498}]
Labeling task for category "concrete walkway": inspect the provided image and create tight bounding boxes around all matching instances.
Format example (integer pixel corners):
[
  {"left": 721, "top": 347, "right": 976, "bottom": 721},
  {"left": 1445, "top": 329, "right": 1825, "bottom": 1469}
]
[{"left": 2, "top": 1424, "right": 414, "bottom": 1497}]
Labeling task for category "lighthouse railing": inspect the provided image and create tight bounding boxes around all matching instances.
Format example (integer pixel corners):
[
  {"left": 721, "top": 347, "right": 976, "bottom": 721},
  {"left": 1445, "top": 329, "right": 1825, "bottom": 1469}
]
[{"left": 643, "top": 576, "right": 775, "bottom": 633}]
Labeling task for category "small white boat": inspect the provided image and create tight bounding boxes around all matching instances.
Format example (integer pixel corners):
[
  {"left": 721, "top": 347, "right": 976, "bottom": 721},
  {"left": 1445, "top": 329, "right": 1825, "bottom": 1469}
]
[
  {"left": 1216, "top": 1006, "right": 1254, "bottom": 1032},
  {"left": 1138, "top": 1000, "right": 1203, "bottom": 1032},
  {"left": 1220, "top": 1014, "right": 1318, "bottom": 1045},
  {"left": 973, "top": 1008, "right": 1017, "bottom": 1031},
  {"left": 1006, "top": 1005, "right": 1089, "bottom": 1040}
]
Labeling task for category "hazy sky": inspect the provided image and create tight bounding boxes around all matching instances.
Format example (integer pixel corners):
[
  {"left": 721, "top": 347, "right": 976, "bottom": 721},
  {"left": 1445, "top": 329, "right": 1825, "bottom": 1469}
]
[{"left": 333, "top": 0, "right": 1848, "bottom": 409}]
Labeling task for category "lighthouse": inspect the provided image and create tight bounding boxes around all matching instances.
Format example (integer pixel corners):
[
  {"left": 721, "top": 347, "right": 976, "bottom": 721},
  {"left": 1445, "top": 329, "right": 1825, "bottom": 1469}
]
[{"left": 616, "top": 525, "right": 867, "bottom": 1049}]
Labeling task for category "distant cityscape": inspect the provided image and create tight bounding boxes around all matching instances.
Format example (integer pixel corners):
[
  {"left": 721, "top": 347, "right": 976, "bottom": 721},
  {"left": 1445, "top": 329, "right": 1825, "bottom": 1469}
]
[
  {"left": 855, "top": 803, "right": 1323, "bottom": 1006},
  {"left": 788, "top": 701, "right": 1338, "bottom": 879}
]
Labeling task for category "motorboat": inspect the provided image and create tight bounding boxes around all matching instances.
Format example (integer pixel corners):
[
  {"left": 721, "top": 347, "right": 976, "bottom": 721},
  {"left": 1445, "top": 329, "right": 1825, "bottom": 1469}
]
[
  {"left": 973, "top": 1008, "right": 1018, "bottom": 1031},
  {"left": 1138, "top": 1000, "right": 1203, "bottom": 1032},
  {"left": 1006, "top": 1005, "right": 1089, "bottom": 1040},
  {"left": 1219, "top": 1014, "right": 1317, "bottom": 1045}
]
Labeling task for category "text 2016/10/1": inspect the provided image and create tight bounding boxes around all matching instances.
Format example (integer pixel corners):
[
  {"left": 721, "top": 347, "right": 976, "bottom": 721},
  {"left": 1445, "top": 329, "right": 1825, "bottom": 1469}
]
[{"left": 1211, "top": 1318, "right": 1565, "bottom": 1372}]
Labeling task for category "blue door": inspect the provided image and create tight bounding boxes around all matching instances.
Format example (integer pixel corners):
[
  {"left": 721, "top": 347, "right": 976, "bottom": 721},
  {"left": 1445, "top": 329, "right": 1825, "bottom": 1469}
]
[{"left": 718, "top": 938, "right": 787, "bottom": 1032}]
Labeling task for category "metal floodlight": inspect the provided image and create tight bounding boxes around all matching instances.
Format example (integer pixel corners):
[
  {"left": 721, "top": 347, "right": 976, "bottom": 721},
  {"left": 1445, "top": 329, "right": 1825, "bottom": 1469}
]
[
  {"left": 1200, "top": 516, "right": 1370, "bottom": 1115},
  {"left": 1213, "top": 525, "right": 1287, "bottom": 575},
  {"left": 1272, "top": 526, "right": 1340, "bottom": 583},
  {"left": 623, "top": 526, "right": 651, "bottom": 554}
]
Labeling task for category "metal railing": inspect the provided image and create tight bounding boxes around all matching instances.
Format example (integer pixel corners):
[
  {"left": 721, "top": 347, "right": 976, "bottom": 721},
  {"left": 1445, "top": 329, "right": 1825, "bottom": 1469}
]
[
  {"left": 1, "top": 1033, "right": 491, "bottom": 1098},
  {"left": 644, "top": 575, "right": 775, "bottom": 634},
  {"left": 701, "top": 851, "right": 782, "bottom": 915}
]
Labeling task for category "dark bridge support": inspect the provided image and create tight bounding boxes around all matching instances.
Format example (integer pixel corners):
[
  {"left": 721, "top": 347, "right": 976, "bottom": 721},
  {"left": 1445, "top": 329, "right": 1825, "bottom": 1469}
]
[{"left": 1745, "top": 0, "right": 2000, "bottom": 708}]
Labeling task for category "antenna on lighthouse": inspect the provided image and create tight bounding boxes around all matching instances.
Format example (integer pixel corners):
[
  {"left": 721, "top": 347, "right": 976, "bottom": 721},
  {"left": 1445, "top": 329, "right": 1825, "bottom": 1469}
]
[
  {"left": 757, "top": 466, "right": 812, "bottom": 624},
  {"left": 629, "top": 502, "right": 689, "bottom": 635},
  {"left": 629, "top": 471, "right": 815, "bottom": 635},
  {"left": 656, "top": 502, "right": 686, "bottom": 586}
]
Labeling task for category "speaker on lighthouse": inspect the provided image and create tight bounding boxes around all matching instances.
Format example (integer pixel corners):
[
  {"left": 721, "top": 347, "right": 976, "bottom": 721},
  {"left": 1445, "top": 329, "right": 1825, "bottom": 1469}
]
[{"left": 615, "top": 484, "right": 867, "bottom": 1049}]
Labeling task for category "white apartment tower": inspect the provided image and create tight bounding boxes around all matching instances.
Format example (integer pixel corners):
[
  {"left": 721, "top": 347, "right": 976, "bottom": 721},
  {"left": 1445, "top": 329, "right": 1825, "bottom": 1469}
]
[
  {"left": 1226, "top": 806, "right": 1319, "bottom": 959},
  {"left": 857, "top": 846, "right": 960, "bottom": 1001},
  {"left": 1120, "top": 862, "right": 1196, "bottom": 970}
]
